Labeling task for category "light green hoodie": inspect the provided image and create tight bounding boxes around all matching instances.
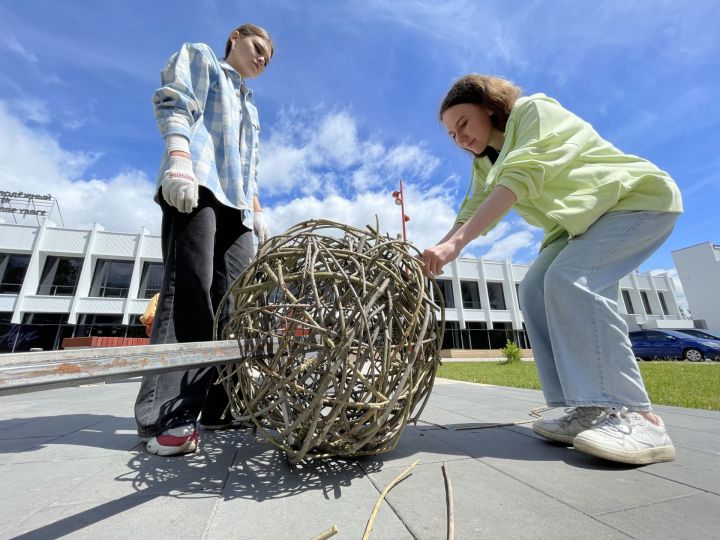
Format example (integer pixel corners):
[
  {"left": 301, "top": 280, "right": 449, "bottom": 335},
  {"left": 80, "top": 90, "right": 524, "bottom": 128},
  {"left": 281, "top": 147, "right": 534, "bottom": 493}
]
[{"left": 456, "top": 94, "right": 683, "bottom": 249}]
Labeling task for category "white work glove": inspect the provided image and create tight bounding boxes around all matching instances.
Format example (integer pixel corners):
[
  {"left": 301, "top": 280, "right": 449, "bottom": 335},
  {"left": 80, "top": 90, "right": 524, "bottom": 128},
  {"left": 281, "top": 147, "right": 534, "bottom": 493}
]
[
  {"left": 161, "top": 155, "right": 198, "bottom": 213},
  {"left": 253, "top": 211, "right": 270, "bottom": 244}
]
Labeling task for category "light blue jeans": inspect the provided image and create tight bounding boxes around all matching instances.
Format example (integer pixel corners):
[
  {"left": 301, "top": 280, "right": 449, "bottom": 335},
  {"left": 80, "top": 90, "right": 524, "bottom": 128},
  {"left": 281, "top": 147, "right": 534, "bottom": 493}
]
[{"left": 518, "top": 211, "right": 679, "bottom": 412}]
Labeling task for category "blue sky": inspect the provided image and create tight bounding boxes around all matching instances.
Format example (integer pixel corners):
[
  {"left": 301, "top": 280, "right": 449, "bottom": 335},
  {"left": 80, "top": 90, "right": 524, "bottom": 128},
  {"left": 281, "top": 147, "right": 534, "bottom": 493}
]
[{"left": 1, "top": 0, "right": 718, "bottom": 283}]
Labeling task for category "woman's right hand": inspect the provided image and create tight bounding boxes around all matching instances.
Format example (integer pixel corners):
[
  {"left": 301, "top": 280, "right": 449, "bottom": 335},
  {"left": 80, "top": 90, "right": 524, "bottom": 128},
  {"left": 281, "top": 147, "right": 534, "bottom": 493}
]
[
  {"left": 422, "top": 240, "right": 461, "bottom": 277},
  {"left": 161, "top": 155, "right": 198, "bottom": 213}
]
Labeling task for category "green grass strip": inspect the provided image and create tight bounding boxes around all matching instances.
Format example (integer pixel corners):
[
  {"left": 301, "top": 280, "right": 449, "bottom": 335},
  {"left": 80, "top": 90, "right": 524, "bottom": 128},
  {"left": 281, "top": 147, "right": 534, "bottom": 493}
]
[{"left": 437, "top": 361, "right": 720, "bottom": 411}]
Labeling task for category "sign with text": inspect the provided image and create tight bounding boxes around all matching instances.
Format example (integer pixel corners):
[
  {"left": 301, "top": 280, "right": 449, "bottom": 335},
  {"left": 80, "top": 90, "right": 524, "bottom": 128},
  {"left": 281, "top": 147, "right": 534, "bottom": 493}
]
[{"left": 0, "top": 190, "right": 56, "bottom": 222}]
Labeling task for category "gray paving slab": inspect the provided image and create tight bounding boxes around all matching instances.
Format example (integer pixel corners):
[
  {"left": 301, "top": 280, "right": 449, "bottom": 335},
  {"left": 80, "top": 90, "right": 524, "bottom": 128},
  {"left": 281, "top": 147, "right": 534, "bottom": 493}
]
[
  {"left": 660, "top": 423, "right": 720, "bottom": 456},
  {"left": 358, "top": 426, "right": 471, "bottom": 470},
  {"left": 367, "top": 459, "right": 627, "bottom": 539},
  {"left": 0, "top": 435, "right": 57, "bottom": 463},
  {"left": 9, "top": 492, "right": 220, "bottom": 540},
  {"left": 209, "top": 444, "right": 413, "bottom": 539},
  {"left": 655, "top": 408, "right": 720, "bottom": 427},
  {"left": 638, "top": 445, "right": 720, "bottom": 496},
  {"left": 0, "top": 457, "right": 114, "bottom": 538},
  {"left": 595, "top": 492, "right": 720, "bottom": 540},
  {"left": 0, "top": 377, "right": 718, "bottom": 539}
]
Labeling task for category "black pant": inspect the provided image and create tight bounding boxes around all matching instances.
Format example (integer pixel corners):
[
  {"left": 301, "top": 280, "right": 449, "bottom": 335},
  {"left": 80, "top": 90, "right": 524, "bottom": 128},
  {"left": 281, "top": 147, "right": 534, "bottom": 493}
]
[{"left": 134, "top": 188, "right": 254, "bottom": 437}]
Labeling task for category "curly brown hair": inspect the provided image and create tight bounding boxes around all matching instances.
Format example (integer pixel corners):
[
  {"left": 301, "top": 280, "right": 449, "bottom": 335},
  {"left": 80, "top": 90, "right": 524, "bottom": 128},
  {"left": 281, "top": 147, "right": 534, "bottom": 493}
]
[{"left": 439, "top": 74, "right": 522, "bottom": 133}]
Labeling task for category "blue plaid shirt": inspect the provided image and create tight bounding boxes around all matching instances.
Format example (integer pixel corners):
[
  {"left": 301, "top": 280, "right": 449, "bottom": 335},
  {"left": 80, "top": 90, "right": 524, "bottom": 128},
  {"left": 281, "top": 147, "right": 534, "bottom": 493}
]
[{"left": 152, "top": 43, "right": 260, "bottom": 225}]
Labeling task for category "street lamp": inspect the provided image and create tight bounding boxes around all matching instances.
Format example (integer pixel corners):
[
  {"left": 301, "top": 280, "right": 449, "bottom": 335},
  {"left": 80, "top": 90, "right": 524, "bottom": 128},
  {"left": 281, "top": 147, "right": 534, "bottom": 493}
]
[{"left": 391, "top": 179, "right": 410, "bottom": 242}]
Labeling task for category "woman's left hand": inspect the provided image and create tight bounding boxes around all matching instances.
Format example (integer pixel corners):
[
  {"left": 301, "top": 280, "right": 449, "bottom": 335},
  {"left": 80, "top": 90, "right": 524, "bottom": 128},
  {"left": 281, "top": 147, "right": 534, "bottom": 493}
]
[
  {"left": 422, "top": 241, "right": 460, "bottom": 276},
  {"left": 253, "top": 211, "right": 270, "bottom": 244}
]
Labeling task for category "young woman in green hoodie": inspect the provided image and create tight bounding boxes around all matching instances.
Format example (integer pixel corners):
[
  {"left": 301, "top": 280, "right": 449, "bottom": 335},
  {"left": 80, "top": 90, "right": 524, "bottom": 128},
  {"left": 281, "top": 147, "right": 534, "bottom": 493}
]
[{"left": 423, "top": 74, "right": 683, "bottom": 465}]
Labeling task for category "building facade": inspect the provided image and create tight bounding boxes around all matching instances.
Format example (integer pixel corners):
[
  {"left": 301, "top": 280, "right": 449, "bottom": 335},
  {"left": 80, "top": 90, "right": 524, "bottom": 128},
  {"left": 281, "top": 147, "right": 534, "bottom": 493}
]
[
  {"left": 672, "top": 242, "right": 720, "bottom": 330},
  {"left": 0, "top": 221, "right": 691, "bottom": 353},
  {"left": 0, "top": 221, "right": 161, "bottom": 352}
]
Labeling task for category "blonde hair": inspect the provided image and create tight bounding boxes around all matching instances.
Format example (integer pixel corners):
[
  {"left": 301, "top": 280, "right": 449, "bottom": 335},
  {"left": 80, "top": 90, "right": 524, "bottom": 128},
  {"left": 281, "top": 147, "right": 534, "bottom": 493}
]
[{"left": 224, "top": 24, "right": 274, "bottom": 61}]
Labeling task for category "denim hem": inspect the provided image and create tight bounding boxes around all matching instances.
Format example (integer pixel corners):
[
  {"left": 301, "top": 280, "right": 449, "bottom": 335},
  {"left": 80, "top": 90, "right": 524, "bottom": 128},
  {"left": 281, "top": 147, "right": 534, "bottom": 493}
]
[
  {"left": 546, "top": 401, "right": 567, "bottom": 407},
  {"left": 137, "top": 420, "right": 197, "bottom": 439},
  {"left": 137, "top": 427, "right": 156, "bottom": 438},
  {"left": 563, "top": 399, "right": 652, "bottom": 412}
]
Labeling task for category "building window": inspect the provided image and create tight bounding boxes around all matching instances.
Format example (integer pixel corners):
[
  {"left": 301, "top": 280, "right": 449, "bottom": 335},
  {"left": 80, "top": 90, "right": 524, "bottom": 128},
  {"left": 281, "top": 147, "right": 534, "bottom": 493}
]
[
  {"left": 515, "top": 283, "right": 521, "bottom": 310},
  {"left": 493, "top": 322, "right": 512, "bottom": 330},
  {"left": 90, "top": 259, "right": 134, "bottom": 298},
  {"left": 22, "top": 313, "right": 68, "bottom": 324},
  {"left": 640, "top": 291, "right": 652, "bottom": 314},
  {"left": 0, "top": 254, "right": 30, "bottom": 294},
  {"left": 487, "top": 282, "right": 506, "bottom": 310},
  {"left": 436, "top": 279, "right": 455, "bottom": 309},
  {"left": 621, "top": 290, "right": 635, "bottom": 314},
  {"left": 75, "top": 314, "right": 125, "bottom": 337},
  {"left": 138, "top": 262, "right": 163, "bottom": 298},
  {"left": 460, "top": 281, "right": 482, "bottom": 309},
  {"left": 442, "top": 320, "right": 461, "bottom": 349},
  {"left": 37, "top": 256, "right": 83, "bottom": 296},
  {"left": 658, "top": 292, "right": 670, "bottom": 316}
]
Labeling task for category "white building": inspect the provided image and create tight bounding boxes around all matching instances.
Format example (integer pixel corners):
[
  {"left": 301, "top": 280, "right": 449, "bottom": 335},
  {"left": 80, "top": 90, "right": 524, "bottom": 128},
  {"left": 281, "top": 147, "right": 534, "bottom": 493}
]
[
  {"left": 672, "top": 242, "right": 720, "bottom": 330},
  {"left": 435, "top": 255, "right": 690, "bottom": 350},
  {"left": 0, "top": 220, "right": 691, "bottom": 353},
  {"left": 0, "top": 221, "right": 161, "bottom": 352}
]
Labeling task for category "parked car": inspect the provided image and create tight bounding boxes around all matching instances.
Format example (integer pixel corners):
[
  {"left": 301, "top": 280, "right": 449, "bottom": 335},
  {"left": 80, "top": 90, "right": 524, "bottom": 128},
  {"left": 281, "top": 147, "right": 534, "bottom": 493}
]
[
  {"left": 670, "top": 328, "right": 720, "bottom": 342},
  {"left": 629, "top": 329, "right": 720, "bottom": 362}
]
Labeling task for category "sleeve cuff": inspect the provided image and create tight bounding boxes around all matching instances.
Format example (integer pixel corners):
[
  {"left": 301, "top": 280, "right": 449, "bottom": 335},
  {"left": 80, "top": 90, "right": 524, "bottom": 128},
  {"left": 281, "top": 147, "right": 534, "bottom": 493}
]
[
  {"left": 157, "top": 116, "right": 192, "bottom": 141},
  {"left": 165, "top": 134, "right": 190, "bottom": 154},
  {"left": 498, "top": 177, "right": 531, "bottom": 201}
]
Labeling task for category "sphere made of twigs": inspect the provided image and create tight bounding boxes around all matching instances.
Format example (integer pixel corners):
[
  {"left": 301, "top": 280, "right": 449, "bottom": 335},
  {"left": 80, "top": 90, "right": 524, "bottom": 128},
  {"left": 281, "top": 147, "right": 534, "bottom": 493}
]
[{"left": 214, "top": 219, "right": 444, "bottom": 464}]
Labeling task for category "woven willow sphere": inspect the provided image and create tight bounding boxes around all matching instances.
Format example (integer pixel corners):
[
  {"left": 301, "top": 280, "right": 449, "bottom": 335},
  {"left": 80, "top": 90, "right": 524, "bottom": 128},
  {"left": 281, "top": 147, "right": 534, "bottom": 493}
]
[{"left": 214, "top": 219, "right": 445, "bottom": 464}]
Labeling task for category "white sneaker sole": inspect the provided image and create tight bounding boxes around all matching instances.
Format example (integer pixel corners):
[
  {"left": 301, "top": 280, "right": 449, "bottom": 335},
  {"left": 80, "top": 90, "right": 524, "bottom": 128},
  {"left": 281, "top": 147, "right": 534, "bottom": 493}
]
[
  {"left": 532, "top": 423, "right": 576, "bottom": 445},
  {"left": 146, "top": 438, "right": 198, "bottom": 457},
  {"left": 573, "top": 437, "right": 676, "bottom": 465}
]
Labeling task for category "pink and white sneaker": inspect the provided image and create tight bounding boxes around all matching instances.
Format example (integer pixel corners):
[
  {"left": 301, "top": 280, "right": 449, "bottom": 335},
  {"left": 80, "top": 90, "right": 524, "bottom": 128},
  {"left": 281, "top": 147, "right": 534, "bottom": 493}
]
[{"left": 146, "top": 425, "right": 199, "bottom": 456}]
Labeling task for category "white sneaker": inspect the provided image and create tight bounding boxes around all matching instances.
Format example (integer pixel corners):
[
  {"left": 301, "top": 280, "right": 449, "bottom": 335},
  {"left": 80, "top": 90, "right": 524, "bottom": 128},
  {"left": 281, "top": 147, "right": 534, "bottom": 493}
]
[
  {"left": 573, "top": 408, "right": 676, "bottom": 465},
  {"left": 532, "top": 407, "right": 608, "bottom": 444},
  {"left": 146, "top": 425, "right": 199, "bottom": 456}
]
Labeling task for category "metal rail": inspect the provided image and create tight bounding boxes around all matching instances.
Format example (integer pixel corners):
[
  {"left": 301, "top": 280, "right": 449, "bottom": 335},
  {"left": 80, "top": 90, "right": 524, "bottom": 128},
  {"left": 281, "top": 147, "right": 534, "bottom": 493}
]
[{"left": 0, "top": 338, "right": 288, "bottom": 396}]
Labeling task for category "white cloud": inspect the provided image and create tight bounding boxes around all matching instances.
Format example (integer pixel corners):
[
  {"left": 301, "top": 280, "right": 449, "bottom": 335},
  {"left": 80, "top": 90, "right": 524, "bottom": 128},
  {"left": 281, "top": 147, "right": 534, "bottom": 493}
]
[
  {"left": 1, "top": 34, "right": 38, "bottom": 63},
  {"left": 259, "top": 108, "right": 440, "bottom": 197},
  {"left": 0, "top": 98, "right": 540, "bottom": 266},
  {"left": 314, "top": 111, "right": 360, "bottom": 168},
  {"left": 481, "top": 230, "right": 538, "bottom": 261},
  {"left": 9, "top": 98, "right": 50, "bottom": 124},
  {"left": 0, "top": 101, "right": 159, "bottom": 234},
  {"left": 258, "top": 106, "right": 544, "bottom": 265},
  {"left": 265, "top": 182, "right": 459, "bottom": 255}
]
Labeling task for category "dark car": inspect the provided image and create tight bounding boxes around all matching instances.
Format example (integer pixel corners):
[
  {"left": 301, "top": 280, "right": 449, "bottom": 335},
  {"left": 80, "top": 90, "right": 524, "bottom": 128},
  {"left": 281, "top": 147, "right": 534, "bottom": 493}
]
[
  {"left": 670, "top": 328, "right": 720, "bottom": 342},
  {"left": 629, "top": 329, "right": 720, "bottom": 362}
]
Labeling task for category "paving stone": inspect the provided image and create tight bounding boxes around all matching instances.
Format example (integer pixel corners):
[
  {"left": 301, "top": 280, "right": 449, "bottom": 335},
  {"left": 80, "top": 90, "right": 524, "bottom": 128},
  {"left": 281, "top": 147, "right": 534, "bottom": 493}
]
[
  {"left": 596, "top": 492, "right": 720, "bottom": 540},
  {"left": 6, "top": 492, "right": 219, "bottom": 539},
  {"left": 0, "top": 436, "right": 57, "bottom": 464},
  {"left": 357, "top": 426, "right": 471, "bottom": 470},
  {"left": 663, "top": 423, "right": 720, "bottom": 456},
  {"left": 368, "top": 459, "right": 627, "bottom": 539},
  {"left": 417, "top": 424, "right": 703, "bottom": 516},
  {"left": 639, "top": 445, "right": 720, "bottom": 496},
  {"left": 208, "top": 444, "right": 412, "bottom": 539},
  {"left": 1, "top": 378, "right": 717, "bottom": 539},
  {"left": 2, "top": 416, "right": 142, "bottom": 464},
  {"left": 0, "top": 456, "right": 113, "bottom": 538}
]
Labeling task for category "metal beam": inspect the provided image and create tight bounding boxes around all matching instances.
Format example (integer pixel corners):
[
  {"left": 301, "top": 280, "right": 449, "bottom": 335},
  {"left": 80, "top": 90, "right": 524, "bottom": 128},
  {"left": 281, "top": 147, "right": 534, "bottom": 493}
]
[{"left": 0, "top": 338, "right": 287, "bottom": 396}]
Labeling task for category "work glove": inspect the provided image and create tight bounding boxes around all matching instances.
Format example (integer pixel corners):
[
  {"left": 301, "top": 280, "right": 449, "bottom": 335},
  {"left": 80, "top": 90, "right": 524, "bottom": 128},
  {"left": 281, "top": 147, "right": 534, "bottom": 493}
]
[
  {"left": 253, "top": 211, "right": 270, "bottom": 244},
  {"left": 161, "top": 155, "right": 198, "bottom": 213}
]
